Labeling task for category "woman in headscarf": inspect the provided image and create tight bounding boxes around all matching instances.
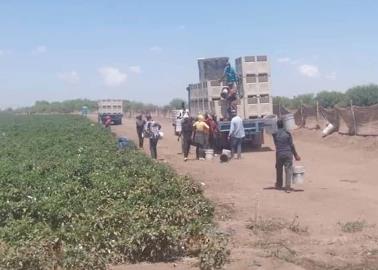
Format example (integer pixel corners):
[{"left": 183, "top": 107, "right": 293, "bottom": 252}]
[{"left": 192, "top": 114, "right": 209, "bottom": 160}]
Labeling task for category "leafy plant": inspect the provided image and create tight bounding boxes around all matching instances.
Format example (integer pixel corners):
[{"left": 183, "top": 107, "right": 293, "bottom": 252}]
[{"left": 0, "top": 114, "right": 227, "bottom": 269}]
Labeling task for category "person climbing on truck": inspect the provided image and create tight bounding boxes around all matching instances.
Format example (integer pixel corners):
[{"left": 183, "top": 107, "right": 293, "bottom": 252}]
[
  {"left": 273, "top": 119, "right": 301, "bottom": 192},
  {"left": 219, "top": 62, "right": 239, "bottom": 120}
]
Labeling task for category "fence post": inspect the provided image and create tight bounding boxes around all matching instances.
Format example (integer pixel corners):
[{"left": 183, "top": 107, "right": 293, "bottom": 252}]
[
  {"left": 316, "top": 100, "right": 320, "bottom": 129},
  {"left": 300, "top": 102, "right": 304, "bottom": 127},
  {"left": 350, "top": 100, "right": 357, "bottom": 135}
]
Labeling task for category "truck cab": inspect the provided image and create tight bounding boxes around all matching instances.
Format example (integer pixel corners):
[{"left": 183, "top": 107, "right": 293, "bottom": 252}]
[{"left": 97, "top": 99, "right": 123, "bottom": 125}]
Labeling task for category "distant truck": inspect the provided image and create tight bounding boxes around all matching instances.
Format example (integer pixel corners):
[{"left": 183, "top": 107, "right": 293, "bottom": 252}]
[
  {"left": 187, "top": 56, "right": 273, "bottom": 148},
  {"left": 97, "top": 99, "right": 123, "bottom": 125}
]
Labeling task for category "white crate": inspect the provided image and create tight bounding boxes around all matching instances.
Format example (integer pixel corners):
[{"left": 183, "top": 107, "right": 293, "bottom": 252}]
[{"left": 235, "top": 56, "right": 270, "bottom": 75}]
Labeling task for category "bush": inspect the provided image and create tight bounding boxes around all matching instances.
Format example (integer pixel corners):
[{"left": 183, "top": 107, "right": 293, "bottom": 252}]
[{"left": 0, "top": 114, "right": 228, "bottom": 269}]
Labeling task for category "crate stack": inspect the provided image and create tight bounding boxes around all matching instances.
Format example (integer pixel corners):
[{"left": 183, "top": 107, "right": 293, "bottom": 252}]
[
  {"left": 235, "top": 55, "right": 273, "bottom": 118},
  {"left": 187, "top": 55, "right": 272, "bottom": 120}
]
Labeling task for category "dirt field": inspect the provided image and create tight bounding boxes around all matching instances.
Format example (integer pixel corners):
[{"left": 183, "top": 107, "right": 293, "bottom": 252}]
[{"left": 108, "top": 117, "right": 378, "bottom": 270}]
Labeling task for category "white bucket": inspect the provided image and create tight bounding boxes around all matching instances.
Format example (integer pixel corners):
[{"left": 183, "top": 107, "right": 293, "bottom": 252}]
[
  {"left": 292, "top": 165, "right": 305, "bottom": 184},
  {"left": 263, "top": 115, "right": 278, "bottom": 134},
  {"left": 282, "top": 113, "right": 296, "bottom": 131},
  {"left": 222, "top": 149, "right": 231, "bottom": 158},
  {"left": 322, "top": 123, "right": 335, "bottom": 137},
  {"left": 205, "top": 149, "right": 214, "bottom": 160}
]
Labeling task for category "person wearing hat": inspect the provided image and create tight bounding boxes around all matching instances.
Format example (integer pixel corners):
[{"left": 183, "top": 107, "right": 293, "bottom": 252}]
[
  {"left": 228, "top": 110, "right": 245, "bottom": 159},
  {"left": 193, "top": 114, "right": 209, "bottom": 160}
]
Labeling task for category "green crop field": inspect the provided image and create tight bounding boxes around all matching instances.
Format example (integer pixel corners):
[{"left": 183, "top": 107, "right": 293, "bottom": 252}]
[{"left": 0, "top": 114, "right": 227, "bottom": 270}]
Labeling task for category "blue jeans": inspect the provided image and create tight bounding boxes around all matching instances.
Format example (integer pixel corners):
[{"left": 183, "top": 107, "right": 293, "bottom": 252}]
[{"left": 231, "top": 137, "right": 243, "bottom": 159}]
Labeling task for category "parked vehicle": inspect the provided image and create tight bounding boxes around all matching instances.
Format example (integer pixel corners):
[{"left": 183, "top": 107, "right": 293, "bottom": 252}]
[
  {"left": 98, "top": 99, "right": 123, "bottom": 125},
  {"left": 187, "top": 56, "right": 273, "bottom": 148}
]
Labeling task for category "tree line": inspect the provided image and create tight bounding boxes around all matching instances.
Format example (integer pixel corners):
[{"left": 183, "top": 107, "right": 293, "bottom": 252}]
[
  {"left": 274, "top": 84, "right": 378, "bottom": 109},
  {"left": 7, "top": 98, "right": 187, "bottom": 114}
]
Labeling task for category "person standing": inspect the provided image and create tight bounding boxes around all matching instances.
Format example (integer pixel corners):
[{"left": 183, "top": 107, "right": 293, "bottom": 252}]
[
  {"left": 180, "top": 115, "right": 193, "bottom": 161},
  {"left": 104, "top": 115, "right": 112, "bottom": 129},
  {"left": 135, "top": 115, "right": 146, "bottom": 148},
  {"left": 144, "top": 115, "right": 162, "bottom": 159},
  {"left": 273, "top": 119, "right": 301, "bottom": 192},
  {"left": 193, "top": 114, "right": 209, "bottom": 160},
  {"left": 228, "top": 110, "right": 245, "bottom": 159}
]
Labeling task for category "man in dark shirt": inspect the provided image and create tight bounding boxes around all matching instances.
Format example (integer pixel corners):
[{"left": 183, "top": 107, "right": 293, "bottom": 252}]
[
  {"left": 136, "top": 115, "right": 146, "bottom": 148},
  {"left": 273, "top": 119, "right": 301, "bottom": 192},
  {"left": 180, "top": 115, "right": 193, "bottom": 161}
]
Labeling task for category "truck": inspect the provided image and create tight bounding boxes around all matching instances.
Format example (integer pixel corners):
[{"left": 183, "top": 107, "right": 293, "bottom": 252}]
[
  {"left": 187, "top": 56, "right": 273, "bottom": 148},
  {"left": 97, "top": 99, "right": 123, "bottom": 125}
]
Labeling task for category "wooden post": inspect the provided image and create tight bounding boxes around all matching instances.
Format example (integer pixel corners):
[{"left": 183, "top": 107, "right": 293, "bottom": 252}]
[
  {"left": 316, "top": 100, "right": 320, "bottom": 129},
  {"left": 300, "top": 102, "right": 304, "bottom": 127},
  {"left": 350, "top": 100, "right": 357, "bottom": 135}
]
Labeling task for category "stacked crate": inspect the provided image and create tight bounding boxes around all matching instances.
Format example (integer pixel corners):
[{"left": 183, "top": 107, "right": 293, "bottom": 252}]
[
  {"left": 235, "top": 55, "right": 273, "bottom": 118},
  {"left": 188, "top": 55, "right": 272, "bottom": 120}
]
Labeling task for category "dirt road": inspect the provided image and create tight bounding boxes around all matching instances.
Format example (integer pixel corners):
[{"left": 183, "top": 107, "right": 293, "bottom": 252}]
[{"left": 109, "top": 117, "right": 378, "bottom": 270}]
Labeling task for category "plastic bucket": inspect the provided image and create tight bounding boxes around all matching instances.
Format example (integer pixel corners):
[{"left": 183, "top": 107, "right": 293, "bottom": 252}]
[
  {"left": 222, "top": 149, "right": 231, "bottom": 158},
  {"left": 263, "top": 115, "right": 278, "bottom": 134},
  {"left": 292, "top": 165, "right": 305, "bottom": 184},
  {"left": 205, "top": 149, "right": 214, "bottom": 160},
  {"left": 282, "top": 113, "right": 296, "bottom": 131},
  {"left": 322, "top": 123, "right": 335, "bottom": 137}
]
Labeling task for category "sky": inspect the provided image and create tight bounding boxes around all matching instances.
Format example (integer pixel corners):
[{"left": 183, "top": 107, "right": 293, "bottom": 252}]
[{"left": 1, "top": 0, "right": 378, "bottom": 108}]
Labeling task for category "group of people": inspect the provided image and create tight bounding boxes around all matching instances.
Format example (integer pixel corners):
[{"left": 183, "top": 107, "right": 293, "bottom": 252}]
[
  {"left": 176, "top": 109, "right": 246, "bottom": 161},
  {"left": 135, "top": 110, "right": 301, "bottom": 193}
]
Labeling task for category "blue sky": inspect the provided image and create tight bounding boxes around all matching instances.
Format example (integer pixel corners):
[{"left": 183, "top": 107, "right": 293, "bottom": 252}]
[{"left": 1, "top": 0, "right": 378, "bottom": 108}]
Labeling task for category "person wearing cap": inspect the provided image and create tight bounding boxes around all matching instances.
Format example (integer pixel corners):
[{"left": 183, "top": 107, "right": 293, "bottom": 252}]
[
  {"left": 273, "top": 119, "right": 301, "bottom": 192},
  {"left": 135, "top": 114, "right": 146, "bottom": 148},
  {"left": 228, "top": 110, "right": 245, "bottom": 159},
  {"left": 193, "top": 114, "right": 209, "bottom": 160}
]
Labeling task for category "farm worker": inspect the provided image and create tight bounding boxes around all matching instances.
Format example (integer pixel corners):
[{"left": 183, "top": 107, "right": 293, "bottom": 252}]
[
  {"left": 219, "top": 61, "right": 238, "bottom": 90},
  {"left": 104, "top": 115, "right": 112, "bottom": 129},
  {"left": 204, "top": 113, "right": 218, "bottom": 150},
  {"left": 273, "top": 119, "right": 301, "bottom": 192},
  {"left": 180, "top": 114, "right": 193, "bottom": 161},
  {"left": 193, "top": 114, "right": 209, "bottom": 160},
  {"left": 219, "top": 62, "right": 239, "bottom": 120},
  {"left": 144, "top": 115, "right": 162, "bottom": 159},
  {"left": 135, "top": 114, "right": 146, "bottom": 148},
  {"left": 228, "top": 109, "right": 245, "bottom": 159}
]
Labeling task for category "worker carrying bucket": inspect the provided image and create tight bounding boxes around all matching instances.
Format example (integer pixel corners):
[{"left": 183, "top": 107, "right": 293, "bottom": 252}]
[{"left": 272, "top": 119, "right": 301, "bottom": 193}]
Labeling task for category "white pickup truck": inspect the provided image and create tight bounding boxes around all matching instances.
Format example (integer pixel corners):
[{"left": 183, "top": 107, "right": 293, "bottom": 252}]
[{"left": 97, "top": 99, "right": 123, "bottom": 125}]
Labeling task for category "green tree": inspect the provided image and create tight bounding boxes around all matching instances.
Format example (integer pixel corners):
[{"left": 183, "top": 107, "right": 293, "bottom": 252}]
[
  {"left": 169, "top": 98, "right": 187, "bottom": 109},
  {"left": 315, "top": 91, "right": 346, "bottom": 108},
  {"left": 345, "top": 84, "right": 378, "bottom": 106},
  {"left": 273, "top": 96, "right": 292, "bottom": 108}
]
